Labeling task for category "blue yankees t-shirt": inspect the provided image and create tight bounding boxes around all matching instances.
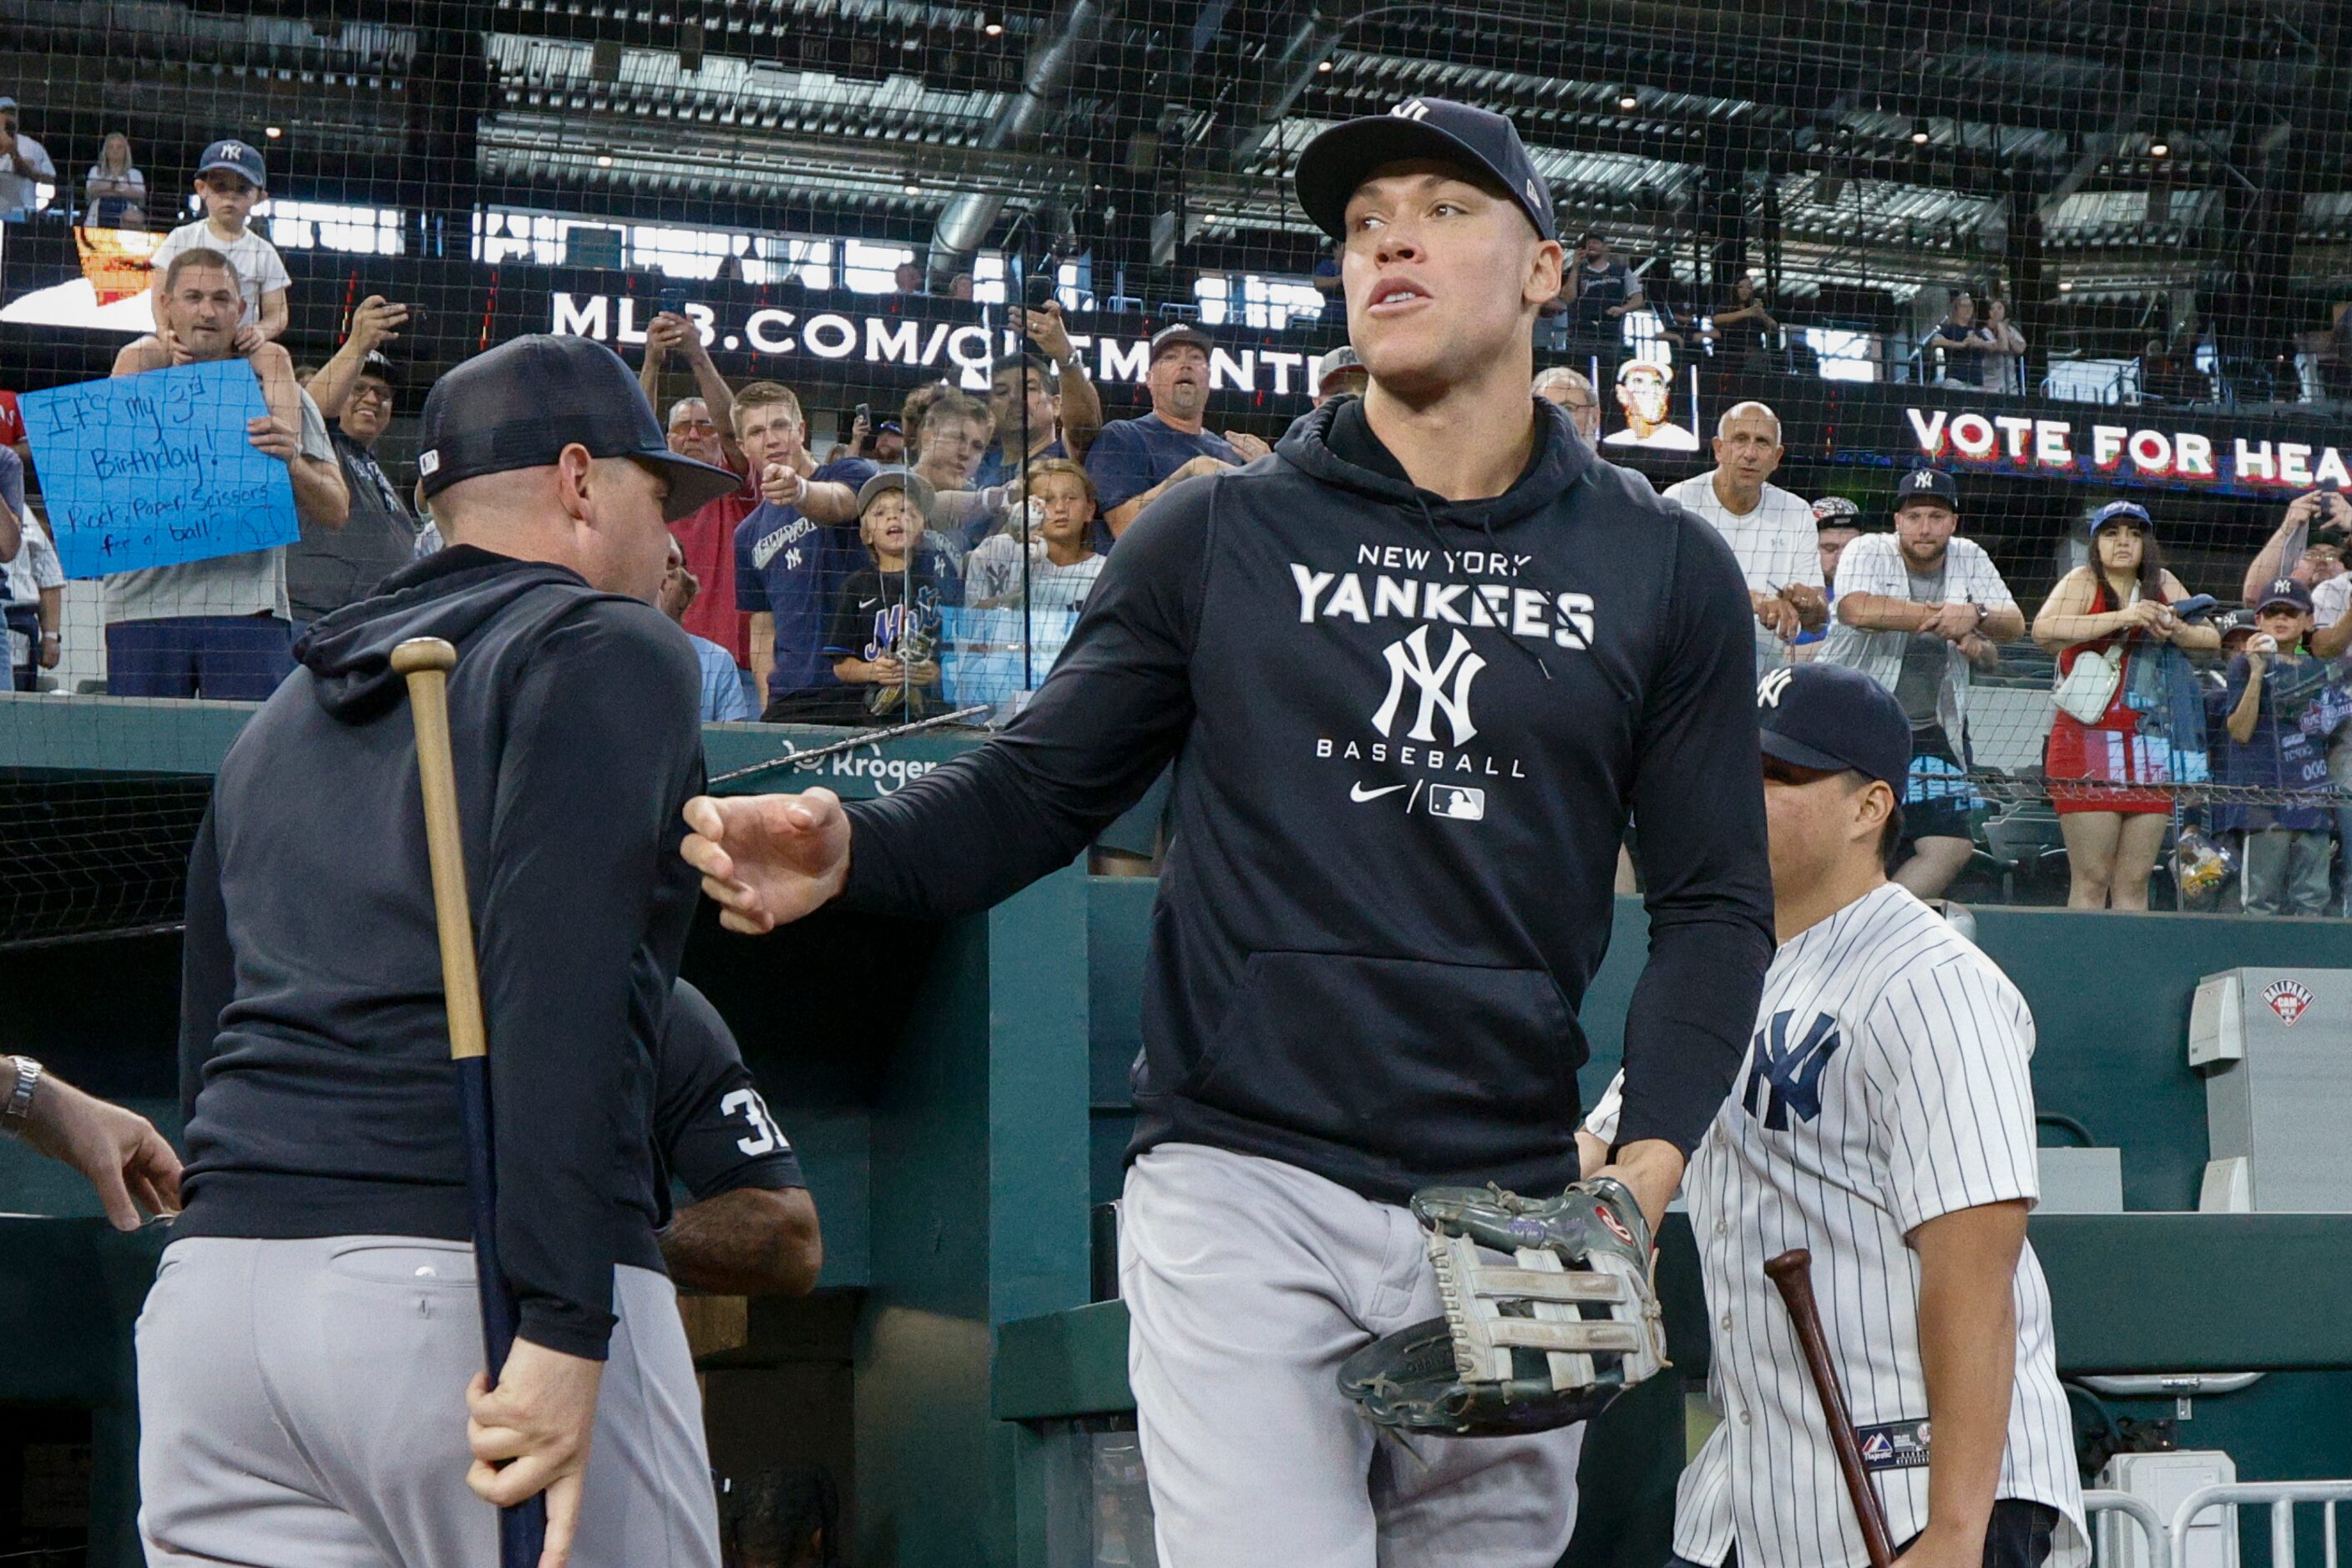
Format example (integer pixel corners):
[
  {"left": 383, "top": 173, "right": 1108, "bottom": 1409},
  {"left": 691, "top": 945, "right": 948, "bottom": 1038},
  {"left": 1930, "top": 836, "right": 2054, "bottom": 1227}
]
[
  {"left": 1083, "top": 414, "right": 1237, "bottom": 535},
  {"left": 734, "top": 458, "right": 876, "bottom": 706}
]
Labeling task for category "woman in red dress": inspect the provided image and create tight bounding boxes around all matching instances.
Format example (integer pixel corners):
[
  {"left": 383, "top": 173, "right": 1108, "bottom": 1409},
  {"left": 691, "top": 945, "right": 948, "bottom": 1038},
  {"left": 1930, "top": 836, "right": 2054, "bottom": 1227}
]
[{"left": 2031, "top": 501, "right": 2221, "bottom": 909}]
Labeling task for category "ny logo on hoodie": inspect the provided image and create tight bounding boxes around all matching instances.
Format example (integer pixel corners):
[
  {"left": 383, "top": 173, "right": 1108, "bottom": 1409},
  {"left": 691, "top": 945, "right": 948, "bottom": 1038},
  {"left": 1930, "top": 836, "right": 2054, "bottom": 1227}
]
[{"left": 1373, "top": 625, "right": 1485, "bottom": 746}]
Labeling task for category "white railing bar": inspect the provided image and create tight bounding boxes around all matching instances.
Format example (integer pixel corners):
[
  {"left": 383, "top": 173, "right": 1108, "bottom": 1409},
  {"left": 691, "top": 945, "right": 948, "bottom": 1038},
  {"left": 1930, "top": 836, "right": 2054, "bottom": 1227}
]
[
  {"left": 2085, "top": 1488, "right": 2170, "bottom": 1568},
  {"left": 2170, "top": 1483, "right": 2352, "bottom": 1568}
]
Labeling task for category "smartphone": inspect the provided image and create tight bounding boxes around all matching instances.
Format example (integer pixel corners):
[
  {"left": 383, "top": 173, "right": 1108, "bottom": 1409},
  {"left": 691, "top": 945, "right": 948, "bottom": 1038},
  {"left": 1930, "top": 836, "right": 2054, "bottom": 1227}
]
[
  {"left": 402, "top": 304, "right": 427, "bottom": 326},
  {"left": 657, "top": 282, "right": 688, "bottom": 317},
  {"left": 855, "top": 402, "right": 872, "bottom": 427},
  {"left": 1024, "top": 271, "right": 1059, "bottom": 311}
]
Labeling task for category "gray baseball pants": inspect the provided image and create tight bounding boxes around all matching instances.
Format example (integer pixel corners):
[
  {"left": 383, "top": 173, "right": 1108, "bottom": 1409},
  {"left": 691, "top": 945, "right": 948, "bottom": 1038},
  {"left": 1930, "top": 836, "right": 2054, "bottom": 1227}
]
[
  {"left": 1120, "top": 1142, "right": 1586, "bottom": 1567},
  {"left": 135, "top": 1235, "right": 720, "bottom": 1568}
]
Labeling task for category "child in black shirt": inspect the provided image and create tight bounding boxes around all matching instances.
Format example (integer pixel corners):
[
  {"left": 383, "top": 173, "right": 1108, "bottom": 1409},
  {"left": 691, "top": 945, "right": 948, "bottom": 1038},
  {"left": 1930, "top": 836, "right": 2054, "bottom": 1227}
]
[{"left": 824, "top": 468, "right": 959, "bottom": 723}]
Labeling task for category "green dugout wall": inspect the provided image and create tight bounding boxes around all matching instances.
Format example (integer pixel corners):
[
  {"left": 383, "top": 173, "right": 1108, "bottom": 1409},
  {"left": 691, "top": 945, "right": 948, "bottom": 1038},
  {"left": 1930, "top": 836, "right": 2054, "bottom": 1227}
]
[{"left": 3, "top": 701, "right": 2349, "bottom": 1563}]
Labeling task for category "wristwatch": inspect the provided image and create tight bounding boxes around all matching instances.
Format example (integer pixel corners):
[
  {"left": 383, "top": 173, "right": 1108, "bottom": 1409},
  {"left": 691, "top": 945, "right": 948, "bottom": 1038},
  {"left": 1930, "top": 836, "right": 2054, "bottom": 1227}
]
[{"left": 1, "top": 1055, "right": 43, "bottom": 1139}]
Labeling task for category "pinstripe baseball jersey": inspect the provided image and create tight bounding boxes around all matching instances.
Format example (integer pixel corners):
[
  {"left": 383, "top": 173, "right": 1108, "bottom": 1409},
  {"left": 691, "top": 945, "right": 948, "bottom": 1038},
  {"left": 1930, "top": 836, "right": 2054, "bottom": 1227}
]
[{"left": 1586, "top": 882, "right": 2086, "bottom": 1568}]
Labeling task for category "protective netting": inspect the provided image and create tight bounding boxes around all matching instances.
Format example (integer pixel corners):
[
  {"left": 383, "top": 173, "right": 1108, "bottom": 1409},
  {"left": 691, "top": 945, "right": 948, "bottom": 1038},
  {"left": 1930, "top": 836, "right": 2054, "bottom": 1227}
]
[{"left": 2, "top": 0, "right": 2349, "bottom": 912}]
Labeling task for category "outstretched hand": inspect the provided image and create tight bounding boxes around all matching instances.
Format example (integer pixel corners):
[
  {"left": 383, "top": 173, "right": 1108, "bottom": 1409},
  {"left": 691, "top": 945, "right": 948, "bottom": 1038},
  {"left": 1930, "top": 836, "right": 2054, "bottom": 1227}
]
[{"left": 680, "top": 788, "right": 853, "bottom": 934}]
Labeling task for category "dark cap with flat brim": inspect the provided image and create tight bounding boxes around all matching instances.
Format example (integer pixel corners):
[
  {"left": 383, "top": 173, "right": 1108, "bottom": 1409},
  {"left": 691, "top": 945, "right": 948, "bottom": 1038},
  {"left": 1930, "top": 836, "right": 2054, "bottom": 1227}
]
[
  {"left": 1755, "top": 663, "right": 1912, "bottom": 794},
  {"left": 1294, "top": 98, "right": 1557, "bottom": 245},
  {"left": 1893, "top": 466, "right": 1961, "bottom": 513},
  {"left": 2254, "top": 576, "right": 2314, "bottom": 615},
  {"left": 416, "top": 334, "right": 741, "bottom": 523}
]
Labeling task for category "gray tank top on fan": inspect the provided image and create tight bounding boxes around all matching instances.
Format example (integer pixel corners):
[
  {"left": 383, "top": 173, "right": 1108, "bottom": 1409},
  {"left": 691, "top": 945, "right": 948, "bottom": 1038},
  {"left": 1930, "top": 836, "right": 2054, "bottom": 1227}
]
[{"left": 1893, "top": 564, "right": 1949, "bottom": 729}]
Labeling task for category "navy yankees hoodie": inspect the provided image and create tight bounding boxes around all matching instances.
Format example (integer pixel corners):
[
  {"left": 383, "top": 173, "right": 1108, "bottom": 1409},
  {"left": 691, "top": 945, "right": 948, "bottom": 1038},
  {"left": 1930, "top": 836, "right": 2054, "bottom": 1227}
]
[
  {"left": 175, "top": 546, "right": 706, "bottom": 1359},
  {"left": 844, "top": 397, "right": 1775, "bottom": 1203}
]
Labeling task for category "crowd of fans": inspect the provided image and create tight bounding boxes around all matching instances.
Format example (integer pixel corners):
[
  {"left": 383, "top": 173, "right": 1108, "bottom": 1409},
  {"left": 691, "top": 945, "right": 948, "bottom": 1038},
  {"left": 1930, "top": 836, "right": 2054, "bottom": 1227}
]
[
  {"left": 1, "top": 105, "right": 2348, "bottom": 914},
  {"left": 1615, "top": 393, "right": 2352, "bottom": 918}
]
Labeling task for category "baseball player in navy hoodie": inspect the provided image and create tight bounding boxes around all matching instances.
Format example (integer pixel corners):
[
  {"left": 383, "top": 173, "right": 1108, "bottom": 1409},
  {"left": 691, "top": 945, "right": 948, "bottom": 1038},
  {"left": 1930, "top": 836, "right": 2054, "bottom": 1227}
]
[{"left": 683, "top": 101, "right": 1773, "bottom": 1564}]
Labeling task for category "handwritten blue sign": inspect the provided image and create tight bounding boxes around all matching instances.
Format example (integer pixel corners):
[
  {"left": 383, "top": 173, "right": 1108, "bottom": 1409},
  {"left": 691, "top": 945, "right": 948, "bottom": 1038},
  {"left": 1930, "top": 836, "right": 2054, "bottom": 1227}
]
[{"left": 20, "top": 360, "right": 299, "bottom": 579}]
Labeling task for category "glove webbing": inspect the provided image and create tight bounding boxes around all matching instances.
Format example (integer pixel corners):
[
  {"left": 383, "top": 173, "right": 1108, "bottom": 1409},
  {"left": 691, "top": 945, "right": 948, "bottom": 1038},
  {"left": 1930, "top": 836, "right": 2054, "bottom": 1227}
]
[{"left": 1429, "top": 1229, "right": 1648, "bottom": 1394}]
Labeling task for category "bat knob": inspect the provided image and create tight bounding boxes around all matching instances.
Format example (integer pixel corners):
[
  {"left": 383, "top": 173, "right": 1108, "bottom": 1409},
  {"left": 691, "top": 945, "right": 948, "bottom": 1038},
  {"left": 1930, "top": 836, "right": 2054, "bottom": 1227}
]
[
  {"left": 1763, "top": 1248, "right": 1813, "bottom": 1282},
  {"left": 391, "top": 636, "right": 459, "bottom": 676}
]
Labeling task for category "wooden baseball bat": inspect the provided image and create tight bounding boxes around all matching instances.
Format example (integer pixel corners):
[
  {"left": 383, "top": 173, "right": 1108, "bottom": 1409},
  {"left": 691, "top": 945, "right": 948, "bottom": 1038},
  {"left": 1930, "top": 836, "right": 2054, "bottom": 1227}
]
[
  {"left": 1763, "top": 1247, "right": 1897, "bottom": 1568},
  {"left": 392, "top": 635, "right": 548, "bottom": 1568}
]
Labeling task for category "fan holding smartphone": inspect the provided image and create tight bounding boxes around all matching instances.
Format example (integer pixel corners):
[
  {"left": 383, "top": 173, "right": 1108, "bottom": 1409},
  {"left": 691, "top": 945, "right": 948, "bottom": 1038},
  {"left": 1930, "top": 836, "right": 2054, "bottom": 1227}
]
[{"left": 973, "top": 265, "right": 1105, "bottom": 489}]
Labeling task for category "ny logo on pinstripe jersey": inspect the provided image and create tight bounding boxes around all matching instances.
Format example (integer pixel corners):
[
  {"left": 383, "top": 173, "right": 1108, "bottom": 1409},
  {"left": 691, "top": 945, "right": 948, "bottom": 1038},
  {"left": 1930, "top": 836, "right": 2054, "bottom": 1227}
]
[{"left": 1742, "top": 1009, "right": 1843, "bottom": 1130}]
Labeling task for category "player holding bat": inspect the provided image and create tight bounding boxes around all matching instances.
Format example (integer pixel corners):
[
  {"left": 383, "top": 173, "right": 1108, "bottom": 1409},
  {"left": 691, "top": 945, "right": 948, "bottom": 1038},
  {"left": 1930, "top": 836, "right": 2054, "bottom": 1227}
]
[
  {"left": 1581, "top": 662, "right": 2085, "bottom": 1568},
  {"left": 140, "top": 335, "right": 736, "bottom": 1568}
]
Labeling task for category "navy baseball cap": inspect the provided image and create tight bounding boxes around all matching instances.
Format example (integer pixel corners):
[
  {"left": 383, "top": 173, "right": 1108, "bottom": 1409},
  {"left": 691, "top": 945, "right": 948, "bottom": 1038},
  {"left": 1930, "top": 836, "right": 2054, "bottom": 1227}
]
[
  {"left": 1294, "top": 99, "right": 1558, "bottom": 245},
  {"left": 2254, "top": 577, "right": 2314, "bottom": 615},
  {"left": 2089, "top": 499, "right": 2153, "bottom": 536},
  {"left": 1894, "top": 467, "right": 1960, "bottom": 512},
  {"left": 1147, "top": 321, "right": 1213, "bottom": 364},
  {"left": 197, "top": 139, "right": 268, "bottom": 189},
  {"left": 1755, "top": 663, "right": 1911, "bottom": 794},
  {"left": 416, "top": 334, "right": 741, "bottom": 522}
]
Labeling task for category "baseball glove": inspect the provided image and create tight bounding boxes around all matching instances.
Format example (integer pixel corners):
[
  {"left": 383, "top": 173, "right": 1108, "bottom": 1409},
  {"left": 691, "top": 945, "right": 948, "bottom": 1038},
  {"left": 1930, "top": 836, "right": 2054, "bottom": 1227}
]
[{"left": 1338, "top": 1176, "right": 1668, "bottom": 1438}]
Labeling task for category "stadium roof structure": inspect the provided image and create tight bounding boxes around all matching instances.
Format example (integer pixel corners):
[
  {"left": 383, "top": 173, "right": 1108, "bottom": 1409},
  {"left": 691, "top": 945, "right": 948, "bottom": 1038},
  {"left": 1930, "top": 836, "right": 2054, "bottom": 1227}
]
[{"left": 7, "top": 0, "right": 2348, "bottom": 310}]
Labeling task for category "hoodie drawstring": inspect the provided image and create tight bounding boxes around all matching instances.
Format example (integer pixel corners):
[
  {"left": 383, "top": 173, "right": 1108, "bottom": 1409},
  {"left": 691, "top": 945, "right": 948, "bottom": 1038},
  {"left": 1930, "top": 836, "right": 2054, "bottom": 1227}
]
[{"left": 1406, "top": 490, "right": 1554, "bottom": 682}]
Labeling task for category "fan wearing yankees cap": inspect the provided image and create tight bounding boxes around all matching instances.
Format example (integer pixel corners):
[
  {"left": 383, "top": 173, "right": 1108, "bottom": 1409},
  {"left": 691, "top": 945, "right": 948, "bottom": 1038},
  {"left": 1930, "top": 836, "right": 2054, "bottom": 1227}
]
[
  {"left": 1581, "top": 662, "right": 2086, "bottom": 1568},
  {"left": 143, "top": 334, "right": 740, "bottom": 1568},
  {"left": 683, "top": 97, "right": 1772, "bottom": 1565}
]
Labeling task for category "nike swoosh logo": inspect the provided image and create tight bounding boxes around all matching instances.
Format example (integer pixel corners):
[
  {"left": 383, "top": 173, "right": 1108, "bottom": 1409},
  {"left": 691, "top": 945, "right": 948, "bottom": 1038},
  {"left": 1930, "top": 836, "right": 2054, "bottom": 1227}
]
[{"left": 1349, "top": 782, "right": 1409, "bottom": 802}]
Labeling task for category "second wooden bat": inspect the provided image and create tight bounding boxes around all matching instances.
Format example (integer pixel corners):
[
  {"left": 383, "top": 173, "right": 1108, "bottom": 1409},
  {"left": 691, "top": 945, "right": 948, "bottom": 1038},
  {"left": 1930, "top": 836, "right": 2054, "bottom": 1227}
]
[{"left": 1764, "top": 1247, "right": 1898, "bottom": 1568}]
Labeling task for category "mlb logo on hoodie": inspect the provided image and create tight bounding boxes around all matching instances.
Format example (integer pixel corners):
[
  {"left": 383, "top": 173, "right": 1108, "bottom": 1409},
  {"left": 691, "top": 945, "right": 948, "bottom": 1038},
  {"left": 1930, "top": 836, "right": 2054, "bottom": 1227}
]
[{"left": 1427, "top": 784, "right": 1485, "bottom": 821}]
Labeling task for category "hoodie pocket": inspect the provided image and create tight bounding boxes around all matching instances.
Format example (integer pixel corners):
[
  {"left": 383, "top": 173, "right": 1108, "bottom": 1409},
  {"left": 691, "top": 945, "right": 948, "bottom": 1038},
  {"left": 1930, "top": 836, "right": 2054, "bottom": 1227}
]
[{"left": 1186, "top": 951, "right": 1580, "bottom": 1169}]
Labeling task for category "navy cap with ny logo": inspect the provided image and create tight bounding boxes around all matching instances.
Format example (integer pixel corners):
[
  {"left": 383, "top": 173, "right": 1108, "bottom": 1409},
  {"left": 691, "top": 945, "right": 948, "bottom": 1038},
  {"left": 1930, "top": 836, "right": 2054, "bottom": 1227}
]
[
  {"left": 1293, "top": 98, "right": 1558, "bottom": 245},
  {"left": 1755, "top": 663, "right": 1912, "bottom": 794},
  {"left": 1894, "top": 467, "right": 1960, "bottom": 511}
]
